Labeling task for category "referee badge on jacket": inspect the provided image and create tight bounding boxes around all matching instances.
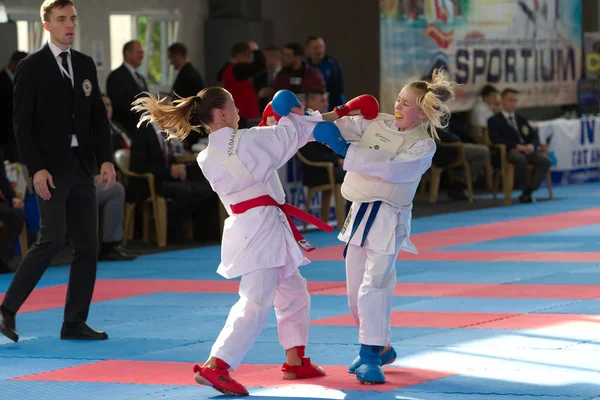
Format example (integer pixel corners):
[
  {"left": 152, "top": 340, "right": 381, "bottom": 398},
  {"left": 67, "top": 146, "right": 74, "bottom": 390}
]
[
  {"left": 521, "top": 125, "right": 529, "bottom": 136},
  {"left": 82, "top": 79, "right": 92, "bottom": 97}
]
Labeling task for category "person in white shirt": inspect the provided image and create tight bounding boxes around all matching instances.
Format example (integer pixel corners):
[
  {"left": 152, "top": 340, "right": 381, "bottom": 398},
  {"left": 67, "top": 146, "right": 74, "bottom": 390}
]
[
  {"left": 316, "top": 69, "right": 456, "bottom": 384},
  {"left": 470, "top": 84, "right": 500, "bottom": 128},
  {"left": 132, "top": 88, "right": 338, "bottom": 396}
]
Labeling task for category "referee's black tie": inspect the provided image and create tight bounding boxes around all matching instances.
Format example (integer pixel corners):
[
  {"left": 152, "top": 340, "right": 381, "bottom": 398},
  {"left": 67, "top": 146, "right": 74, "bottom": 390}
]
[{"left": 59, "top": 52, "right": 72, "bottom": 89}]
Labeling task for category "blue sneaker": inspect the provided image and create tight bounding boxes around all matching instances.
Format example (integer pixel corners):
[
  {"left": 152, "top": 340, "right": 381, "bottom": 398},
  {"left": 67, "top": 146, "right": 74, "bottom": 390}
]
[
  {"left": 355, "top": 344, "right": 385, "bottom": 384},
  {"left": 348, "top": 346, "right": 396, "bottom": 374}
]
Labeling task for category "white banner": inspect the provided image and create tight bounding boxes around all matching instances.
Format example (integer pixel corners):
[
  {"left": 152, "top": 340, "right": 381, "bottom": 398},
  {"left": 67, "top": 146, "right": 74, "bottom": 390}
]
[{"left": 537, "top": 117, "right": 600, "bottom": 184}]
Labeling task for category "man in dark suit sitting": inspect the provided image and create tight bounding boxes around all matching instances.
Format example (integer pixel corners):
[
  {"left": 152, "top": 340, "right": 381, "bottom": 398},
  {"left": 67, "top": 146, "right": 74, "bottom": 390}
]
[
  {"left": 106, "top": 40, "right": 147, "bottom": 136},
  {"left": 0, "top": 51, "right": 28, "bottom": 162},
  {"left": 488, "top": 88, "right": 551, "bottom": 203},
  {"left": 129, "top": 122, "right": 215, "bottom": 241},
  {"left": 0, "top": 0, "right": 116, "bottom": 343}
]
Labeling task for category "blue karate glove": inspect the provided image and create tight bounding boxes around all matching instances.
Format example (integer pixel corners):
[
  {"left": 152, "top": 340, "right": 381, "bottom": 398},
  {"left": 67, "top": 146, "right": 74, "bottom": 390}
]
[
  {"left": 313, "top": 121, "right": 350, "bottom": 157},
  {"left": 271, "top": 90, "right": 302, "bottom": 116}
]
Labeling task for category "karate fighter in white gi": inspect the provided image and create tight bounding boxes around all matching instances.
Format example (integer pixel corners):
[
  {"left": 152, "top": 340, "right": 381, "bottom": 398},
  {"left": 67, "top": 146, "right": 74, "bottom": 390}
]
[
  {"left": 132, "top": 88, "right": 352, "bottom": 396},
  {"left": 316, "top": 69, "right": 457, "bottom": 384}
]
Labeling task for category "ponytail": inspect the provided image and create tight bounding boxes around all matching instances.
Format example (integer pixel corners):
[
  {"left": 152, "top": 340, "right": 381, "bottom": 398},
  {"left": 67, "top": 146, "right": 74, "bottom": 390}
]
[
  {"left": 132, "top": 93, "right": 199, "bottom": 141},
  {"left": 131, "top": 86, "right": 231, "bottom": 140}
]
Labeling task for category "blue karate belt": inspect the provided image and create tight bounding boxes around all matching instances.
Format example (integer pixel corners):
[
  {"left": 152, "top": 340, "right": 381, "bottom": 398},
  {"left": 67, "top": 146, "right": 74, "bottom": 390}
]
[{"left": 343, "top": 201, "right": 383, "bottom": 259}]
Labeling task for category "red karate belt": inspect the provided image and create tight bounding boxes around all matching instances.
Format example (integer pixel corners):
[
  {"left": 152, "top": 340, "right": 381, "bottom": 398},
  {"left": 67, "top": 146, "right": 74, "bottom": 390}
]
[{"left": 229, "top": 195, "right": 334, "bottom": 252}]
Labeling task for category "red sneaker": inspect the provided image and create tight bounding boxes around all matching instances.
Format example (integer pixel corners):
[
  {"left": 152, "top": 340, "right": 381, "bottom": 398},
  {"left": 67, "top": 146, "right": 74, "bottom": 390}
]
[{"left": 193, "top": 359, "right": 249, "bottom": 396}]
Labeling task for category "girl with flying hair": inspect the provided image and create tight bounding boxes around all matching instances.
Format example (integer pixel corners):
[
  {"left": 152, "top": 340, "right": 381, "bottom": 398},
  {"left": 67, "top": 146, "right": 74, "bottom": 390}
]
[
  {"left": 132, "top": 88, "right": 340, "bottom": 396},
  {"left": 317, "top": 69, "right": 457, "bottom": 384}
]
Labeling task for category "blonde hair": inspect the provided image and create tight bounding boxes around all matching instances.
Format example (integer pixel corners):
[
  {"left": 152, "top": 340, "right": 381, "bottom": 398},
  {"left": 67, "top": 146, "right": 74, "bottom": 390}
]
[
  {"left": 131, "top": 87, "right": 230, "bottom": 141},
  {"left": 406, "top": 69, "right": 456, "bottom": 140},
  {"left": 40, "top": 0, "right": 74, "bottom": 22}
]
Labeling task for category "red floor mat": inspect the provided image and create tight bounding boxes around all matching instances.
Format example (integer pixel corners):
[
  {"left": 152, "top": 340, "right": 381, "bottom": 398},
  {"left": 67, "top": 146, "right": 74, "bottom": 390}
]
[{"left": 12, "top": 360, "right": 455, "bottom": 392}]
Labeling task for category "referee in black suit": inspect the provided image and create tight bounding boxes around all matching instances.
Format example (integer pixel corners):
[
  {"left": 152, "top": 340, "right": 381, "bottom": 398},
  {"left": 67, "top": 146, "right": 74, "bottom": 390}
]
[{"left": 0, "top": 0, "right": 116, "bottom": 343}]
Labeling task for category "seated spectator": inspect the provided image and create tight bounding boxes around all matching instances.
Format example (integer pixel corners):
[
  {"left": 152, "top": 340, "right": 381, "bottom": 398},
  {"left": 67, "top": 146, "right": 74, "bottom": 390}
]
[
  {"left": 297, "top": 88, "right": 348, "bottom": 211},
  {"left": 470, "top": 84, "right": 500, "bottom": 127},
  {"left": 432, "top": 127, "right": 469, "bottom": 200},
  {"left": 448, "top": 113, "right": 491, "bottom": 186},
  {"left": 102, "top": 94, "right": 130, "bottom": 149},
  {"left": 488, "top": 88, "right": 551, "bottom": 203},
  {"left": 421, "top": 73, "right": 490, "bottom": 193},
  {"left": 96, "top": 95, "right": 137, "bottom": 261},
  {"left": 129, "top": 122, "right": 216, "bottom": 242},
  {"left": 0, "top": 149, "right": 25, "bottom": 272}
]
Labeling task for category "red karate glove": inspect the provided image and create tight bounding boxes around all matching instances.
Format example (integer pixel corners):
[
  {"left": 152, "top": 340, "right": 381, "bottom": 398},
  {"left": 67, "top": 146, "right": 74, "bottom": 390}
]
[
  {"left": 258, "top": 102, "right": 282, "bottom": 126},
  {"left": 334, "top": 94, "right": 379, "bottom": 120}
]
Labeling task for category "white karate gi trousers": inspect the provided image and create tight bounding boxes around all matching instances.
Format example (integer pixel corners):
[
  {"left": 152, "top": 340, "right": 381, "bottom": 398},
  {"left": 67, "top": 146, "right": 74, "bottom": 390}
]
[
  {"left": 210, "top": 268, "right": 310, "bottom": 370},
  {"left": 345, "top": 236, "right": 403, "bottom": 346}
]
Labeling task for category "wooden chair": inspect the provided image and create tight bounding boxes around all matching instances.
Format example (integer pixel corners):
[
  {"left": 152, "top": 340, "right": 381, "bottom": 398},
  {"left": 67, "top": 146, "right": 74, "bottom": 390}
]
[
  {"left": 0, "top": 185, "right": 29, "bottom": 256},
  {"left": 421, "top": 141, "right": 474, "bottom": 204},
  {"left": 469, "top": 127, "right": 495, "bottom": 198},
  {"left": 113, "top": 149, "right": 168, "bottom": 247},
  {"left": 15, "top": 187, "right": 29, "bottom": 255},
  {"left": 18, "top": 221, "right": 27, "bottom": 255},
  {"left": 295, "top": 152, "right": 346, "bottom": 230},
  {"left": 478, "top": 127, "right": 553, "bottom": 205},
  {"left": 0, "top": 220, "right": 28, "bottom": 256},
  {"left": 2, "top": 162, "right": 30, "bottom": 255}
]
